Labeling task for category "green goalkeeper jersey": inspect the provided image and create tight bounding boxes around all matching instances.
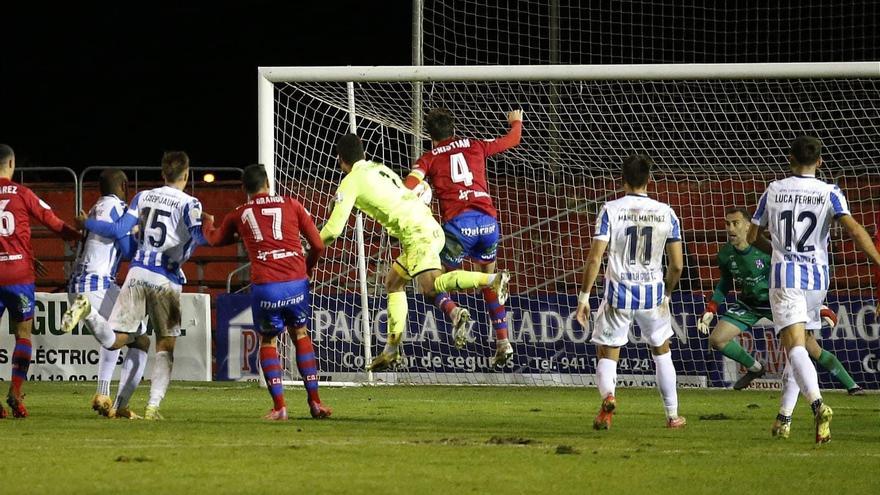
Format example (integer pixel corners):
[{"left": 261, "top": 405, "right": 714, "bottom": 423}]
[
  {"left": 711, "top": 243, "right": 771, "bottom": 309},
  {"left": 320, "top": 159, "right": 438, "bottom": 245}
]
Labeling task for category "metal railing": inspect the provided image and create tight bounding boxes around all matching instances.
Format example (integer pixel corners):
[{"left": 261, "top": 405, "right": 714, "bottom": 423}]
[{"left": 77, "top": 165, "right": 244, "bottom": 202}]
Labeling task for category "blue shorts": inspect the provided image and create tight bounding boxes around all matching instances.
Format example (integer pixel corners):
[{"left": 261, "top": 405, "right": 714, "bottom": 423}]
[
  {"left": 440, "top": 211, "right": 500, "bottom": 268},
  {"left": 251, "top": 279, "right": 311, "bottom": 337},
  {"left": 0, "top": 283, "right": 36, "bottom": 322}
]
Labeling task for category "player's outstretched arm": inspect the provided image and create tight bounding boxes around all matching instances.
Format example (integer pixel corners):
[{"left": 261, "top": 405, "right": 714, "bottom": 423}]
[
  {"left": 319, "top": 179, "right": 358, "bottom": 246},
  {"left": 82, "top": 192, "right": 141, "bottom": 240},
  {"left": 483, "top": 110, "right": 524, "bottom": 156},
  {"left": 201, "top": 212, "right": 238, "bottom": 247},
  {"left": 838, "top": 215, "right": 880, "bottom": 266},
  {"left": 575, "top": 239, "right": 607, "bottom": 328},
  {"left": 297, "top": 201, "right": 325, "bottom": 276},
  {"left": 664, "top": 240, "right": 684, "bottom": 298},
  {"left": 24, "top": 188, "right": 80, "bottom": 240}
]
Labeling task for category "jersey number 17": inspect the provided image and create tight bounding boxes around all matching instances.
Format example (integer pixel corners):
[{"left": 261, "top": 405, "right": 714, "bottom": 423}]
[{"left": 242, "top": 207, "right": 283, "bottom": 242}]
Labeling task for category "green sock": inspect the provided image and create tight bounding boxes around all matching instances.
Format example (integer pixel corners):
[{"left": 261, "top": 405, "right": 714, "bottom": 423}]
[
  {"left": 385, "top": 291, "right": 408, "bottom": 353},
  {"left": 816, "top": 350, "right": 857, "bottom": 390},
  {"left": 719, "top": 340, "right": 757, "bottom": 369},
  {"left": 433, "top": 271, "right": 491, "bottom": 293}
]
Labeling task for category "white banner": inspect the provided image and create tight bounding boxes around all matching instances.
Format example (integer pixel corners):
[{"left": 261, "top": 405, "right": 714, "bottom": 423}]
[{"left": 0, "top": 292, "right": 211, "bottom": 382}]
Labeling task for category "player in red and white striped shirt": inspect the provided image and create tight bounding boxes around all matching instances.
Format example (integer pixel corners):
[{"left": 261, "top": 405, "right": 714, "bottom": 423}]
[{"left": 0, "top": 144, "right": 80, "bottom": 418}]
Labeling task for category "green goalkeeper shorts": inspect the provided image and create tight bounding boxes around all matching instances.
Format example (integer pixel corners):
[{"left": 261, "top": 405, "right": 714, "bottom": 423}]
[{"left": 718, "top": 301, "right": 774, "bottom": 332}]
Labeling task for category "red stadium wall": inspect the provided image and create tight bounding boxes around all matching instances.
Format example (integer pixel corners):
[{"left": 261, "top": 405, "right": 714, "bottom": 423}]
[{"left": 29, "top": 176, "right": 880, "bottom": 300}]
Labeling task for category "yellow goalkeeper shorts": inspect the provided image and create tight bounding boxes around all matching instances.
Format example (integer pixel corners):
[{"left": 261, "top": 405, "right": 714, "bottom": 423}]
[{"left": 393, "top": 221, "right": 445, "bottom": 280}]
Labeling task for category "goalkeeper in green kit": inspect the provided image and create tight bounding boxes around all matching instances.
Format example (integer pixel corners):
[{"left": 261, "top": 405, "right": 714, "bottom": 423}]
[{"left": 698, "top": 207, "right": 863, "bottom": 395}]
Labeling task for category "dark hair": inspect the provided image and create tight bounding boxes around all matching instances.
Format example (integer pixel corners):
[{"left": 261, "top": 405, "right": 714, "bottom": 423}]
[
  {"left": 621, "top": 153, "right": 653, "bottom": 188},
  {"left": 161, "top": 151, "right": 190, "bottom": 182},
  {"left": 0, "top": 144, "right": 14, "bottom": 164},
  {"left": 725, "top": 207, "right": 750, "bottom": 220},
  {"left": 99, "top": 169, "right": 128, "bottom": 196},
  {"left": 243, "top": 164, "right": 270, "bottom": 194},
  {"left": 336, "top": 134, "right": 365, "bottom": 165},
  {"left": 425, "top": 108, "right": 455, "bottom": 141},
  {"left": 790, "top": 136, "right": 822, "bottom": 167}
]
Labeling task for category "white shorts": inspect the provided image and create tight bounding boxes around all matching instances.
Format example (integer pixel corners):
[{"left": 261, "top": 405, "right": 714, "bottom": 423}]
[
  {"left": 69, "top": 285, "right": 120, "bottom": 320},
  {"left": 590, "top": 300, "right": 673, "bottom": 348},
  {"left": 769, "top": 288, "right": 827, "bottom": 333},
  {"left": 110, "top": 267, "right": 182, "bottom": 337}
]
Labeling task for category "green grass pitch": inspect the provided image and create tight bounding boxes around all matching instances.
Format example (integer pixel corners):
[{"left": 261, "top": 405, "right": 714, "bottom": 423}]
[{"left": 1, "top": 382, "right": 877, "bottom": 494}]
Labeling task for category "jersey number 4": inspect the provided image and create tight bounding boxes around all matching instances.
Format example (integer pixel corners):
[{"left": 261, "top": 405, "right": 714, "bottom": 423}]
[
  {"left": 450, "top": 153, "right": 474, "bottom": 186},
  {"left": 0, "top": 199, "right": 15, "bottom": 236},
  {"left": 242, "top": 207, "right": 282, "bottom": 242}
]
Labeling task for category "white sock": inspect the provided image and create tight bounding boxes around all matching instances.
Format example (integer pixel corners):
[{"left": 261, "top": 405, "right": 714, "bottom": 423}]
[
  {"left": 787, "top": 346, "right": 822, "bottom": 403},
  {"left": 148, "top": 351, "right": 173, "bottom": 408},
  {"left": 486, "top": 274, "right": 497, "bottom": 285},
  {"left": 96, "top": 347, "right": 120, "bottom": 396},
  {"left": 596, "top": 358, "right": 617, "bottom": 399},
  {"left": 779, "top": 362, "right": 800, "bottom": 417},
  {"left": 85, "top": 312, "right": 117, "bottom": 349},
  {"left": 113, "top": 348, "right": 147, "bottom": 409},
  {"left": 748, "top": 360, "right": 763, "bottom": 373},
  {"left": 652, "top": 352, "right": 679, "bottom": 419}
]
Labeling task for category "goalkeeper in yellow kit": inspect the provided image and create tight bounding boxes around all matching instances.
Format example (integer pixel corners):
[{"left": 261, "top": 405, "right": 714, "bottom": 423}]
[{"left": 320, "top": 134, "right": 511, "bottom": 372}]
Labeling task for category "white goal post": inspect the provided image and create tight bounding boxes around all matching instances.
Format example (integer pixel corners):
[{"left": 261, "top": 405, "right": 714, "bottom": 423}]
[{"left": 257, "top": 62, "right": 880, "bottom": 389}]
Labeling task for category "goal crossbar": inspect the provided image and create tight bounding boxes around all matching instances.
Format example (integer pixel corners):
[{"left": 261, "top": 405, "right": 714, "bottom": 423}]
[{"left": 259, "top": 62, "right": 880, "bottom": 83}]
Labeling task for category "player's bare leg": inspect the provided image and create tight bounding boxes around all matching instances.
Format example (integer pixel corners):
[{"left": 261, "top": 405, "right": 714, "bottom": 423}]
[
  {"left": 804, "top": 333, "right": 863, "bottom": 395},
  {"left": 708, "top": 320, "right": 765, "bottom": 390},
  {"left": 593, "top": 345, "right": 619, "bottom": 430},
  {"left": 258, "top": 334, "right": 288, "bottom": 420},
  {"left": 780, "top": 323, "right": 831, "bottom": 444},
  {"left": 367, "top": 266, "right": 410, "bottom": 372},
  {"left": 144, "top": 336, "right": 175, "bottom": 420},
  {"left": 289, "top": 325, "right": 331, "bottom": 419},
  {"left": 651, "top": 340, "right": 686, "bottom": 428},
  {"left": 6, "top": 319, "right": 34, "bottom": 418}
]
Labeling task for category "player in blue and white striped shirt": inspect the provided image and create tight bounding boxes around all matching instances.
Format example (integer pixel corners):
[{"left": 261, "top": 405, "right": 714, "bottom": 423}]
[
  {"left": 64, "top": 169, "right": 148, "bottom": 418},
  {"left": 750, "top": 136, "right": 880, "bottom": 444},
  {"left": 575, "top": 154, "right": 686, "bottom": 430},
  {"left": 67, "top": 152, "right": 209, "bottom": 420}
]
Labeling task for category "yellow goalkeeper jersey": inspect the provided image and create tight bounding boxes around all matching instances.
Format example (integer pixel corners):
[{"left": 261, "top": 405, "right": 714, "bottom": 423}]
[{"left": 320, "top": 160, "right": 438, "bottom": 245}]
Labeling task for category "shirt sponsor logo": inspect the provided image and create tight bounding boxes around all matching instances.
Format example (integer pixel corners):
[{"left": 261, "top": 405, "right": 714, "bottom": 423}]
[
  {"left": 256, "top": 249, "right": 300, "bottom": 262},
  {"left": 458, "top": 190, "right": 491, "bottom": 201},
  {"left": 459, "top": 224, "right": 496, "bottom": 237},
  {"left": 260, "top": 293, "right": 305, "bottom": 309},
  {"left": 0, "top": 253, "right": 24, "bottom": 262}
]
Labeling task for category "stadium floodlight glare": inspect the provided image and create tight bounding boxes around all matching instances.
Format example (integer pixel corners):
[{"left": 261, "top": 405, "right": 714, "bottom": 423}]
[{"left": 257, "top": 62, "right": 880, "bottom": 387}]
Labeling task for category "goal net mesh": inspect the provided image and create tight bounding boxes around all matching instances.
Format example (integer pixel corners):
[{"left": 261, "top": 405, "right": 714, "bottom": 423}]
[
  {"left": 423, "top": 0, "right": 879, "bottom": 65},
  {"left": 271, "top": 77, "right": 880, "bottom": 388}
]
